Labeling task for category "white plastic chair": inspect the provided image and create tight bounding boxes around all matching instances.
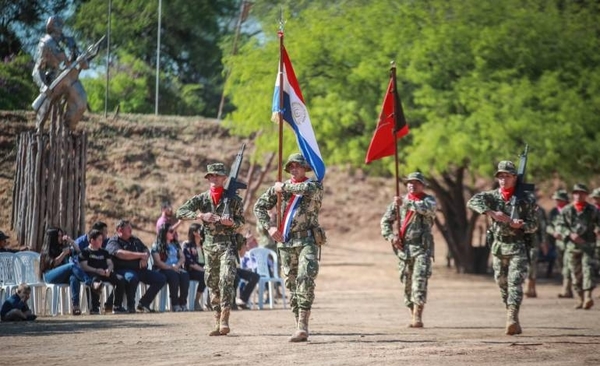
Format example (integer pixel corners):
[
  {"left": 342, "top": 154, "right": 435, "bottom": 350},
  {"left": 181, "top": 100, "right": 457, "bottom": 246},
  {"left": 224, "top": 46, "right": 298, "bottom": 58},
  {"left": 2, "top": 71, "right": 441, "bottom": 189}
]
[
  {"left": 0, "top": 252, "right": 19, "bottom": 304},
  {"left": 45, "top": 283, "right": 72, "bottom": 316},
  {"left": 247, "top": 247, "right": 287, "bottom": 309},
  {"left": 187, "top": 281, "right": 209, "bottom": 310},
  {"left": 14, "top": 251, "right": 46, "bottom": 314}
]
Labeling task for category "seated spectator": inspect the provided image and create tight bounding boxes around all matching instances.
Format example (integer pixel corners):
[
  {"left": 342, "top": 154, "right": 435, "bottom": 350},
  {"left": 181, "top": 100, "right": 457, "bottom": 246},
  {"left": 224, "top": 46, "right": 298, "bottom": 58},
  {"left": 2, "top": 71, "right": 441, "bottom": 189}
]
[
  {"left": 106, "top": 220, "right": 166, "bottom": 313},
  {"left": 75, "top": 221, "right": 109, "bottom": 250},
  {"left": 1, "top": 284, "right": 36, "bottom": 321},
  {"left": 151, "top": 223, "right": 190, "bottom": 312},
  {"left": 156, "top": 202, "right": 182, "bottom": 240},
  {"left": 40, "top": 227, "right": 93, "bottom": 316},
  {"left": 0, "top": 230, "right": 29, "bottom": 252},
  {"left": 182, "top": 223, "right": 207, "bottom": 311},
  {"left": 79, "top": 229, "right": 128, "bottom": 315},
  {"left": 234, "top": 234, "right": 260, "bottom": 310}
]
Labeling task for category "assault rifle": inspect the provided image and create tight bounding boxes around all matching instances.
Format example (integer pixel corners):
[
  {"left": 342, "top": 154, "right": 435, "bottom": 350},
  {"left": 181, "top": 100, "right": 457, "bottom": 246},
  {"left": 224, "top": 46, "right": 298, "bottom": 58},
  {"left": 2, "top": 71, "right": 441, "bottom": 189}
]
[
  {"left": 32, "top": 35, "right": 106, "bottom": 112},
  {"left": 508, "top": 144, "right": 535, "bottom": 220},
  {"left": 222, "top": 143, "right": 247, "bottom": 218}
]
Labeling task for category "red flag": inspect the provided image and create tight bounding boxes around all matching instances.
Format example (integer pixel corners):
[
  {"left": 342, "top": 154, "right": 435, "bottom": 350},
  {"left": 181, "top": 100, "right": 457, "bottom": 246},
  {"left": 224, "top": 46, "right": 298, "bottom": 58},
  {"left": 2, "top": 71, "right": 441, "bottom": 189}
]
[{"left": 364, "top": 72, "right": 409, "bottom": 164}]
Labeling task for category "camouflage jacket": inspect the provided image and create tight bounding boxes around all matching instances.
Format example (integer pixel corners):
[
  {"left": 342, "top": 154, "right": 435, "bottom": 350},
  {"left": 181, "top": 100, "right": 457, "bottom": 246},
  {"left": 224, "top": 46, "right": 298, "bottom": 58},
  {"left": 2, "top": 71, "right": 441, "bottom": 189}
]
[
  {"left": 175, "top": 191, "right": 244, "bottom": 248},
  {"left": 467, "top": 189, "right": 538, "bottom": 256},
  {"left": 546, "top": 206, "right": 566, "bottom": 249},
  {"left": 380, "top": 194, "right": 436, "bottom": 258},
  {"left": 533, "top": 205, "right": 548, "bottom": 246},
  {"left": 555, "top": 203, "right": 600, "bottom": 251},
  {"left": 253, "top": 178, "right": 323, "bottom": 248}
]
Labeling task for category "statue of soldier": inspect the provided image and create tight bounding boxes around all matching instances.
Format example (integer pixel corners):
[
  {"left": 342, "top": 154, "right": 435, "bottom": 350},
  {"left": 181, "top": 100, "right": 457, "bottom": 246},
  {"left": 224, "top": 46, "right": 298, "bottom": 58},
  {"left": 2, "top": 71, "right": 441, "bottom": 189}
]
[
  {"left": 380, "top": 172, "right": 436, "bottom": 329},
  {"left": 32, "top": 16, "right": 88, "bottom": 131},
  {"left": 467, "top": 161, "right": 538, "bottom": 335},
  {"left": 556, "top": 184, "right": 600, "bottom": 310}
]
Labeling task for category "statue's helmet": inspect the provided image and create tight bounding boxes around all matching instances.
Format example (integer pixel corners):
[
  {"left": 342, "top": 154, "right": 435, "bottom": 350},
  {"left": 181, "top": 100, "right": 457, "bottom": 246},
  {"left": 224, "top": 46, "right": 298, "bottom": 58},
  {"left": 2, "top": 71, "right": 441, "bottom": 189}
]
[{"left": 46, "top": 16, "right": 64, "bottom": 36}]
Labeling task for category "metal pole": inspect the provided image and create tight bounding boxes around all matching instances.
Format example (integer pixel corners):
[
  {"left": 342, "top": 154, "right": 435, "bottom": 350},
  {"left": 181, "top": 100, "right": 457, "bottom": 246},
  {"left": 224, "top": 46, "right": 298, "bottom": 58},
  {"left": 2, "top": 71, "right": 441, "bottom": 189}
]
[
  {"left": 155, "top": 0, "right": 162, "bottom": 115},
  {"left": 104, "top": 0, "right": 112, "bottom": 118}
]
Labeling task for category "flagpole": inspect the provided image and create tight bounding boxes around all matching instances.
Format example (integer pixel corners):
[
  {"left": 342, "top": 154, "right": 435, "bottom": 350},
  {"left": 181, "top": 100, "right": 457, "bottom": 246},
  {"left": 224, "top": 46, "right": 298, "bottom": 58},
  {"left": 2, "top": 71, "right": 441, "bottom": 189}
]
[
  {"left": 276, "top": 9, "right": 285, "bottom": 229},
  {"left": 390, "top": 61, "right": 403, "bottom": 248}
]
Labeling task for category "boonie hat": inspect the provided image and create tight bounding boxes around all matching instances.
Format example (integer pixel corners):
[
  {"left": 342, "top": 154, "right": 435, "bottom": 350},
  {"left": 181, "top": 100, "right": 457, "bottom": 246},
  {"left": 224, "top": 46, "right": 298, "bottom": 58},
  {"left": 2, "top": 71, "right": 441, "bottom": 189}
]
[
  {"left": 495, "top": 161, "right": 517, "bottom": 177},
  {"left": 204, "top": 163, "right": 228, "bottom": 178},
  {"left": 284, "top": 153, "right": 312, "bottom": 173},
  {"left": 551, "top": 189, "right": 569, "bottom": 202},
  {"left": 403, "top": 172, "right": 427, "bottom": 186},
  {"left": 572, "top": 183, "right": 589, "bottom": 194},
  {"left": 591, "top": 188, "right": 600, "bottom": 199}
]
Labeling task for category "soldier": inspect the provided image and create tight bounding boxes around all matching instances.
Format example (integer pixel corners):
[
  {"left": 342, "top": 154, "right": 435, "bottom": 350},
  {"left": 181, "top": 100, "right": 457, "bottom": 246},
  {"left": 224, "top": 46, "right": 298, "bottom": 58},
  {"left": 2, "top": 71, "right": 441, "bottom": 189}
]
[
  {"left": 176, "top": 163, "right": 245, "bottom": 336},
  {"left": 254, "top": 153, "right": 325, "bottom": 342},
  {"left": 380, "top": 172, "right": 436, "bottom": 328},
  {"left": 591, "top": 188, "right": 600, "bottom": 281},
  {"left": 525, "top": 201, "right": 547, "bottom": 298},
  {"left": 556, "top": 184, "right": 600, "bottom": 309},
  {"left": 546, "top": 189, "right": 572, "bottom": 298},
  {"left": 467, "top": 161, "right": 538, "bottom": 335},
  {"left": 32, "top": 16, "right": 88, "bottom": 130}
]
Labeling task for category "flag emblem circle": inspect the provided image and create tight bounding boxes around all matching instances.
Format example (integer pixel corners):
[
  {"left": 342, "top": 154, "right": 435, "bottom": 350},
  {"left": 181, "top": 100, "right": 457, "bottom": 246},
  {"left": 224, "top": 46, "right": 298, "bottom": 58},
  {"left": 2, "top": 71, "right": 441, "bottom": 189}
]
[{"left": 291, "top": 102, "right": 307, "bottom": 125}]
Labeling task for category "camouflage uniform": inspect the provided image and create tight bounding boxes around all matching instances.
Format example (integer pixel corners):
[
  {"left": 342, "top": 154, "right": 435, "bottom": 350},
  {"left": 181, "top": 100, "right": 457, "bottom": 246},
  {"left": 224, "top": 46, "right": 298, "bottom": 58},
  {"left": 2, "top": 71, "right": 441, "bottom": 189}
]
[
  {"left": 176, "top": 163, "right": 244, "bottom": 334},
  {"left": 467, "top": 161, "right": 538, "bottom": 335},
  {"left": 254, "top": 153, "right": 323, "bottom": 342},
  {"left": 556, "top": 184, "right": 600, "bottom": 309},
  {"left": 380, "top": 174, "right": 436, "bottom": 311},
  {"left": 524, "top": 204, "right": 547, "bottom": 297},
  {"left": 591, "top": 188, "right": 600, "bottom": 279},
  {"left": 546, "top": 190, "right": 572, "bottom": 297}
]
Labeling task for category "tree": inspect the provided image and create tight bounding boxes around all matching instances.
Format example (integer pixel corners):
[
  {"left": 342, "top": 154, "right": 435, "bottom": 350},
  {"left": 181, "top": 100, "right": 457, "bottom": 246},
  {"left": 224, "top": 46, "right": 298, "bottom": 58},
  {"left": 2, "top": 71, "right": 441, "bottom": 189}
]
[
  {"left": 0, "top": 53, "right": 37, "bottom": 110},
  {"left": 72, "top": 0, "right": 239, "bottom": 117},
  {"left": 224, "top": 0, "right": 600, "bottom": 272}
]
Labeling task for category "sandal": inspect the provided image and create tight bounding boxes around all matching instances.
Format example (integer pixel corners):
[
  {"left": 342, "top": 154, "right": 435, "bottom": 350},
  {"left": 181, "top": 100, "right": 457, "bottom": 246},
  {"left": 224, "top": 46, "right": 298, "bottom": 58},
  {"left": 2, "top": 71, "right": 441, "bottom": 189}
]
[{"left": 72, "top": 306, "right": 82, "bottom": 316}]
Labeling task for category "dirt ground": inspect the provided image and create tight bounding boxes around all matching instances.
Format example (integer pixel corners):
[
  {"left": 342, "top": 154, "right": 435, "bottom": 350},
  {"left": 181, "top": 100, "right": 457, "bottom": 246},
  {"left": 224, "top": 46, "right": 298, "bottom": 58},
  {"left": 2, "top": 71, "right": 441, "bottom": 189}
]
[{"left": 1, "top": 235, "right": 599, "bottom": 366}]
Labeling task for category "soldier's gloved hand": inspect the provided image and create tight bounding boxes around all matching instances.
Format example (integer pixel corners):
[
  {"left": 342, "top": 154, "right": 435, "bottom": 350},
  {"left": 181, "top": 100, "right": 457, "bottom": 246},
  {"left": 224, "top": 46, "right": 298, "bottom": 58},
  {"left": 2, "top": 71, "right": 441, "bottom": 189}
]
[
  {"left": 219, "top": 215, "right": 233, "bottom": 226},
  {"left": 553, "top": 232, "right": 563, "bottom": 240},
  {"left": 569, "top": 233, "right": 585, "bottom": 245},
  {"left": 391, "top": 235, "right": 403, "bottom": 250},
  {"left": 509, "top": 219, "right": 524, "bottom": 229},
  {"left": 394, "top": 196, "right": 402, "bottom": 206},
  {"left": 200, "top": 212, "right": 219, "bottom": 223},
  {"left": 268, "top": 227, "right": 284, "bottom": 243},
  {"left": 274, "top": 182, "right": 284, "bottom": 193}
]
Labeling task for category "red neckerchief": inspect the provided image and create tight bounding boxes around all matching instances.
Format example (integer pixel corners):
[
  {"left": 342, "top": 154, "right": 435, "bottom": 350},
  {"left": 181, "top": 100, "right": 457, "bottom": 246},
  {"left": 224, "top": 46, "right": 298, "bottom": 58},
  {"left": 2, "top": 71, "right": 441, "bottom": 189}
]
[
  {"left": 556, "top": 201, "right": 567, "bottom": 210},
  {"left": 278, "top": 176, "right": 309, "bottom": 232},
  {"left": 595, "top": 204, "right": 600, "bottom": 210},
  {"left": 400, "top": 193, "right": 425, "bottom": 239},
  {"left": 210, "top": 186, "right": 224, "bottom": 205},
  {"left": 500, "top": 187, "right": 515, "bottom": 202},
  {"left": 573, "top": 201, "right": 586, "bottom": 213}
]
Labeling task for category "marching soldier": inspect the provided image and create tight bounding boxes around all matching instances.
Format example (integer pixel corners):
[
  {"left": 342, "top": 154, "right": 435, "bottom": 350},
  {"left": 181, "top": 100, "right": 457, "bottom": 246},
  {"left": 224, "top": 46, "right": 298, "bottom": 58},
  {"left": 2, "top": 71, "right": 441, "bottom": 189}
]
[
  {"left": 381, "top": 172, "right": 436, "bottom": 328},
  {"left": 546, "top": 189, "right": 572, "bottom": 298},
  {"left": 467, "top": 161, "right": 538, "bottom": 335}
]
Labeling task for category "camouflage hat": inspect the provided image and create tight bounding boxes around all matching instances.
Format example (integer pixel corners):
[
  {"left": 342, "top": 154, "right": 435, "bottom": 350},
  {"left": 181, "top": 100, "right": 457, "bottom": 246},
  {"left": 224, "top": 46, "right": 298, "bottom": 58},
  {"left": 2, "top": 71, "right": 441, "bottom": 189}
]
[
  {"left": 495, "top": 161, "right": 517, "bottom": 177},
  {"left": 551, "top": 189, "right": 569, "bottom": 202},
  {"left": 572, "top": 183, "right": 589, "bottom": 194},
  {"left": 403, "top": 172, "right": 427, "bottom": 186},
  {"left": 591, "top": 188, "right": 600, "bottom": 198},
  {"left": 204, "top": 163, "right": 228, "bottom": 178},
  {"left": 284, "top": 153, "right": 312, "bottom": 173}
]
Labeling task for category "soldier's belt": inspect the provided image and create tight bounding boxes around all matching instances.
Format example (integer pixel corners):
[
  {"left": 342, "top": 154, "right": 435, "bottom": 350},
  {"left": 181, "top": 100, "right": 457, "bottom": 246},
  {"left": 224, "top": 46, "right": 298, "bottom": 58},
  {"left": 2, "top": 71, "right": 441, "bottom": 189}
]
[
  {"left": 207, "top": 234, "right": 233, "bottom": 242},
  {"left": 289, "top": 230, "right": 313, "bottom": 239}
]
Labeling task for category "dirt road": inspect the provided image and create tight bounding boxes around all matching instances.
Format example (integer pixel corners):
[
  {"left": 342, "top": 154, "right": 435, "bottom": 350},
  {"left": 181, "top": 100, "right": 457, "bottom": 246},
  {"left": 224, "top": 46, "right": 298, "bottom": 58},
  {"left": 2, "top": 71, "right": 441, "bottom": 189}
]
[{"left": 1, "top": 237, "right": 599, "bottom": 366}]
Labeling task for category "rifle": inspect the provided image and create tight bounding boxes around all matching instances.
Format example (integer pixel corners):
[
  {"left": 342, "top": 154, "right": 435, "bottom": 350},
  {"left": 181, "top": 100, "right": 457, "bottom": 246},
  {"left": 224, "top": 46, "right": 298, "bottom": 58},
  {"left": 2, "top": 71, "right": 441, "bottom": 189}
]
[
  {"left": 222, "top": 143, "right": 247, "bottom": 218},
  {"left": 508, "top": 144, "right": 535, "bottom": 263},
  {"left": 32, "top": 35, "right": 106, "bottom": 112}
]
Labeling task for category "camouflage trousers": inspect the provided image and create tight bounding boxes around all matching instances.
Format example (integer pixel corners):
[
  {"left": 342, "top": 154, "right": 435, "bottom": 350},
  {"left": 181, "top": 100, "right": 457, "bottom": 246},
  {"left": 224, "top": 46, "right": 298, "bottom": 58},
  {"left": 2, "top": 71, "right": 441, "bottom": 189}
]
[
  {"left": 204, "top": 243, "right": 238, "bottom": 313},
  {"left": 397, "top": 253, "right": 432, "bottom": 308},
  {"left": 568, "top": 248, "right": 596, "bottom": 292},
  {"left": 493, "top": 254, "right": 528, "bottom": 307},
  {"left": 279, "top": 244, "right": 319, "bottom": 316},
  {"left": 557, "top": 247, "right": 572, "bottom": 281},
  {"left": 526, "top": 246, "right": 539, "bottom": 280}
]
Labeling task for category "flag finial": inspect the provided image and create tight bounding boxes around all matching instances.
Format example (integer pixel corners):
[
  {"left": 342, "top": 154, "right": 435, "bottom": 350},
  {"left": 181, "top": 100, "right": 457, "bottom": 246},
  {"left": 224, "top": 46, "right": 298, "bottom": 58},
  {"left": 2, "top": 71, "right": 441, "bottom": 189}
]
[{"left": 278, "top": 7, "right": 285, "bottom": 33}]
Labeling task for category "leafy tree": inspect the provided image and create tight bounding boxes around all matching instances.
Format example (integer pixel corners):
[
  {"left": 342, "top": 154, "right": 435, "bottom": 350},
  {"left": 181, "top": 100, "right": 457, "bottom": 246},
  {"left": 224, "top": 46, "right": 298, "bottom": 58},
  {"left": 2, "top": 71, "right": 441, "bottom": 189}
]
[
  {"left": 72, "top": 0, "right": 239, "bottom": 116},
  {"left": 225, "top": 0, "right": 600, "bottom": 272},
  {"left": 0, "top": 53, "right": 37, "bottom": 109}
]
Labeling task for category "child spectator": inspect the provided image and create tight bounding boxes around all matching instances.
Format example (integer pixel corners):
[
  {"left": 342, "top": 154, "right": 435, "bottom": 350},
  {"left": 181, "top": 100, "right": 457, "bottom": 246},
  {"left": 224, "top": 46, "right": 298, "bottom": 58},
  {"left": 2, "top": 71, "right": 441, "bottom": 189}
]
[{"left": 1, "top": 284, "right": 37, "bottom": 321}]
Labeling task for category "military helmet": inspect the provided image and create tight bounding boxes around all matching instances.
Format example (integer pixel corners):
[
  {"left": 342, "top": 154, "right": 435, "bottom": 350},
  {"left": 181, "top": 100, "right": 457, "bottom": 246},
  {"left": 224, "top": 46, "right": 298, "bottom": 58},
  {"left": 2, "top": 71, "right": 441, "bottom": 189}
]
[
  {"left": 284, "top": 153, "right": 312, "bottom": 173},
  {"left": 403, "top": 172, "right": 427, "bottom": 186},
  {"left": 204, "top": 163, "right": 228, "bottom": 178},
  {"left": 495, "top": 160, "right": 517, "bottom": 177},
  {"left": 46, "top": 16, "right": 64, "bottom": 35}
]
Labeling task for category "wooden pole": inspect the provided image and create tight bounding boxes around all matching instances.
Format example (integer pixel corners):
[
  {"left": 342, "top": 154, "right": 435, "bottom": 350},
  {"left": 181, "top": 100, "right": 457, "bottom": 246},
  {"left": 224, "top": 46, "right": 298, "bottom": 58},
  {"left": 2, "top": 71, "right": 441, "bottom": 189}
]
[{"left": 276, "top": 19, "right": 285, "bottom": 229}]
